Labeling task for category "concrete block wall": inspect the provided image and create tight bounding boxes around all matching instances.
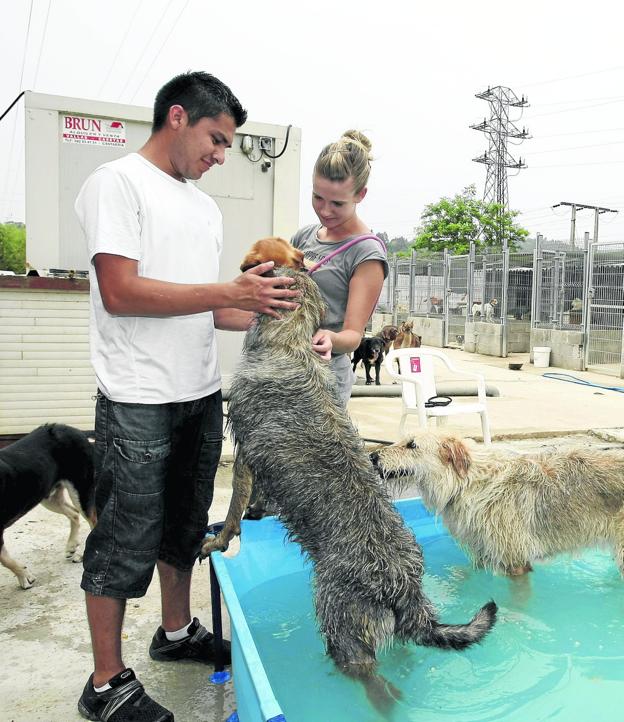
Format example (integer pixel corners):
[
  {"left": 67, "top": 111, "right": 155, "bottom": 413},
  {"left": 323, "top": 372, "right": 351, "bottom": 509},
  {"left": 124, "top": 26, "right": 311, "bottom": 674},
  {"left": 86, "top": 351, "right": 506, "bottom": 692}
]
[
  {"left": 530, "top": 328, "right": 585, "bottom": 370},
  {"left": 463, "top": 321, "right": 502, "bottom": 356}
]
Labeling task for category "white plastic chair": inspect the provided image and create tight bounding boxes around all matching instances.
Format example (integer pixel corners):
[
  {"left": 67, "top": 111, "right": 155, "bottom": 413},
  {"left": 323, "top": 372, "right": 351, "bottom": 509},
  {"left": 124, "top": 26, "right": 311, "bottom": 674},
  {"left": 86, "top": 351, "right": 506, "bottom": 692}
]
[{"left": 384, "top": 347, "right": 492, "bottom": 443}]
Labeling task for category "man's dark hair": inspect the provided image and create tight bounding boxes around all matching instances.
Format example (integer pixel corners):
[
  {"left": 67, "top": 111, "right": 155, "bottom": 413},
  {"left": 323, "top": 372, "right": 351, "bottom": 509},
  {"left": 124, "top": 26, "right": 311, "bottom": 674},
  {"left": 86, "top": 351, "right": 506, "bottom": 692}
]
[{"left": 152, "top": 71, "right": 247, "bottom": 132}]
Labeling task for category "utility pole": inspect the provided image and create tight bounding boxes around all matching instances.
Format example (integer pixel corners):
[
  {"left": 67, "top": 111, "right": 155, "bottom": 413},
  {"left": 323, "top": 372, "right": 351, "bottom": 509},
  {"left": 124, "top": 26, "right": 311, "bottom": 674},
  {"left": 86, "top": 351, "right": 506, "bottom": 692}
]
[
  {"left": 551, "top": 202, "right": 618, "bottom": 246},
  {"left": 471, "top": 86, "right": 530, "bottom": 248}
]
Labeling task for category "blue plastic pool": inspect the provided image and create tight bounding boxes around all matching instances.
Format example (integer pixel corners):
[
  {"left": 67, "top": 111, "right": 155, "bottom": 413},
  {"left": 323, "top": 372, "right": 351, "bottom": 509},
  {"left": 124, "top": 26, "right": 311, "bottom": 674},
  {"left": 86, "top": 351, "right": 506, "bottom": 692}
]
[{"left": 211, "top": 498, "right": 624, "bottom": 722}]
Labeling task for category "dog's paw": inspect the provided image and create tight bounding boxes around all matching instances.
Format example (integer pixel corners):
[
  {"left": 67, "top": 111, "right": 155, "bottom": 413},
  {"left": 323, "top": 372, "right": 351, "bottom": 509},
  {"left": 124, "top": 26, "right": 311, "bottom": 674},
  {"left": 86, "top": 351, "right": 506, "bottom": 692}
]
[
  {"left": 71, "top": 549, "right": 84, "bottom": 563},
  {"left": 200, "top": 535, "right": 227, "bottom": 558},
  {"left": 18, "top": 568, "right": 36, "bottom": 590},
  {"left": 65, "top": 540, "right": 80, "bottom": 559}
]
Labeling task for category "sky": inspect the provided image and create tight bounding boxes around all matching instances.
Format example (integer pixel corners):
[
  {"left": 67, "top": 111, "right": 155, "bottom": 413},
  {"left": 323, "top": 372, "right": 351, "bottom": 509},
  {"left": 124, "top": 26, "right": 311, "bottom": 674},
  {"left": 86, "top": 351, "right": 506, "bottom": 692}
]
[{"left": 3, "top": 0, "right": 624, "bottom": 244}]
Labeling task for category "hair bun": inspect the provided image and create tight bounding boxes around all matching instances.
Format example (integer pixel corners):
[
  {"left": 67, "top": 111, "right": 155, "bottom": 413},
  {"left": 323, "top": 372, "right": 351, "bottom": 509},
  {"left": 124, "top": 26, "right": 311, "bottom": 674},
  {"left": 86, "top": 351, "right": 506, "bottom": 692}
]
[{"left": 342, "top": 129, "right": 372, "bottom": 156}]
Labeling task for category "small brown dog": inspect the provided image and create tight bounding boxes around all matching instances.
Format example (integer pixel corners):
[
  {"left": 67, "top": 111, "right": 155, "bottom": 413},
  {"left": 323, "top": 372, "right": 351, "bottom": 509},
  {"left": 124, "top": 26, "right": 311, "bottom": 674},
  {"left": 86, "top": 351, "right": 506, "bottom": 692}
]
[
  {"left": 370, "top": 430, "right": 624, "bottom": 577},
  {"left": 240, "top": 237, "right": 305, "bottom": 273}
]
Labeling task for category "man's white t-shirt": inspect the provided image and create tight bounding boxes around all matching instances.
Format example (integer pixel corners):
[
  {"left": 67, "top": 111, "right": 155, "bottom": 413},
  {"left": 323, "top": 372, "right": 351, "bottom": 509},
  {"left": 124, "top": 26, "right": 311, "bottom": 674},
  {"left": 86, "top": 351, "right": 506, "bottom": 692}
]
[{"left": 75, "top": 152, "right": 222, "bottom": 404}]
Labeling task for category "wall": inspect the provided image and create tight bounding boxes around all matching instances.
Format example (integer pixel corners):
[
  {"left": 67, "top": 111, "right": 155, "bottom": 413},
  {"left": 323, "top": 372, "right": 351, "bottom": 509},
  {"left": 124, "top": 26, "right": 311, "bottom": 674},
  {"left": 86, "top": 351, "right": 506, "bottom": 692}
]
[
  {"left": 530, "top": 328, "right": 585, "bottom": 370},
  {"left": 0, "top": 277, "right": 95, "bottom": 435}
]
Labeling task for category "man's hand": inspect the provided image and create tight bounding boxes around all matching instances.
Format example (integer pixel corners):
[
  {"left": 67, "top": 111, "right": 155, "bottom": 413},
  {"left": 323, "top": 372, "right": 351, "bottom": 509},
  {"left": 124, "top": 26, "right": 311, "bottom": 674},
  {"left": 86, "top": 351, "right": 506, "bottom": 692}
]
[
  {"left": 231, "top": 262, "right": 300, "bottom": 318},
  {"left": 312, "top": 330, "right": 333, "bottom": 360}
]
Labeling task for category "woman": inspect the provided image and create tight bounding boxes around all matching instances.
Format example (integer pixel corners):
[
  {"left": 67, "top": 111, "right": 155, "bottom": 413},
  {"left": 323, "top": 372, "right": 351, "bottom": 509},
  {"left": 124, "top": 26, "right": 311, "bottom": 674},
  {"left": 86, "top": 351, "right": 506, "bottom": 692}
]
[{"left": 292, "top": 129, "right": 388, "bottom": 406}]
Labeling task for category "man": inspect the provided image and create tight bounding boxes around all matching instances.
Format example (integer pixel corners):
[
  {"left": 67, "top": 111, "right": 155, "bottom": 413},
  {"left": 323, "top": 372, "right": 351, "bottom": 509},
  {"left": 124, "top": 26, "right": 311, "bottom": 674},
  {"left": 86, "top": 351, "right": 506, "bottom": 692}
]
[{"left": 75, "top": 71, "right": 311, "bottom": 722}]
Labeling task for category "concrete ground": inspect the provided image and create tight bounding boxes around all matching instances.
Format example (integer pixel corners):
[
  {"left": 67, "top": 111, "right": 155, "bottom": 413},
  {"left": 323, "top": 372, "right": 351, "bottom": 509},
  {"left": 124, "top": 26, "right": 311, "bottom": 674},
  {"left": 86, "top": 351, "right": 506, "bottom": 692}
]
[{"left": 2, "top": 348, "right": 624, "bottom": 722}]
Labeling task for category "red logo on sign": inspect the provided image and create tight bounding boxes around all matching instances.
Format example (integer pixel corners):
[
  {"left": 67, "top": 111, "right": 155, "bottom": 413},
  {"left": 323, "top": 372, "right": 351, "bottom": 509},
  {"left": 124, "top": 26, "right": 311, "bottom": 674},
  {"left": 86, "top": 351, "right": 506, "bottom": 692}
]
[{"left": 410, "top": 357, "right": 421, "bottom": 373}]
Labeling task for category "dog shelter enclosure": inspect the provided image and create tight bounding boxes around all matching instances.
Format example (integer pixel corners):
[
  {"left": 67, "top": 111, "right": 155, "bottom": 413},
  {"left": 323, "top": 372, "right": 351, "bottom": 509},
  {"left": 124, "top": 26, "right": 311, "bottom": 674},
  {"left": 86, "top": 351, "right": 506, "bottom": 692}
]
[
  {"left": 377, "top": 236, "right": 624, "bottom": 377},
  {"left": 0, "top": 91, "right": 301, "bottom": 436}
]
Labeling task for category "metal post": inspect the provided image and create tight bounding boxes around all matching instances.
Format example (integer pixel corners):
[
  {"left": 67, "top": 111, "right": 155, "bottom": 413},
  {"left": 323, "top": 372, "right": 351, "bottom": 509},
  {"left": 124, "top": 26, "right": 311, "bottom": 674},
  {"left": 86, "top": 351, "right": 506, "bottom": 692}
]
[
  {"left": 593, "top": 208, "right": 600, "bottom": 244},
  {"left": 570, "top": 204, "right": 577, "bottom": 248},
  {"left": 582, "top": 240, "right": 593, "bottom": 371},
  {"left": 501, "top": 246, "right": 509, "bottom": 357},
  {"left": 530, "top": 233, "right": 542, "bottom": 330},
  {"left": 426, "top": 262, "right": 432, "bottom": 316},
  {"left": 443, "top": 248, "right": 450, "bottom": 346},
  {"left": 391, "top": 254, "right": 399, "bottom": 327},
  {"left": 467, "top": 241, "right": 475, "bottom": 319},
  {"left": 408, "top": 250, "right": 416, "bottom": 314}
]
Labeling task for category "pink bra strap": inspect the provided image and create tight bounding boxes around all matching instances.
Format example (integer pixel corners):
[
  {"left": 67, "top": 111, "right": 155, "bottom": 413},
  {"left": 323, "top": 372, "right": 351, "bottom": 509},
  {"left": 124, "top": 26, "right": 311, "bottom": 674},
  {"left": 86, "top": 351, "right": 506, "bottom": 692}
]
[{"left": 306, "top": 234, "right": 387, "bottom": 274}]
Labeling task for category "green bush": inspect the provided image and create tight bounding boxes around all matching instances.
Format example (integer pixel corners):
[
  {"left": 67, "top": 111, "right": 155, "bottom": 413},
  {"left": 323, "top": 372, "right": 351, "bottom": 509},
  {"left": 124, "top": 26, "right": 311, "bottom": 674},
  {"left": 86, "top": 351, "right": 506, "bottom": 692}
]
[{"left": 0, "top": 223, "right": 26, "bottom": 273}]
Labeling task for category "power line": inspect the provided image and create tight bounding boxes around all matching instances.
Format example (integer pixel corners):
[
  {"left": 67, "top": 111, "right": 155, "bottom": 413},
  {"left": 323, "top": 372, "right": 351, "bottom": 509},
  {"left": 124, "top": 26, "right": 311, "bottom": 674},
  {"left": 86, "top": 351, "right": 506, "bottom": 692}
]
[
  {"left": 128, "top": 0, "right": 191, "bottom": 103},
  {"left": 551, "top": 201, "right": 618, "bottom": 248},
  {"left": 528, "top": 139, "right": 624, "bottom": 155},
  {"left": 527, "top": 97, "right": 624, "bottom": 119},
  {"left": 116, "top": 1, "right": 172, "bottom": 101},
  {"left": 514, "top": 64, "right": 624, "bottom": 89},
  {"left": 530, "top": 159, "right": 624, "bottom": 169},
  {"left": 32, "top": 0, "right": 52, "bottom": 88},
  {"left": 537, "top": 126, "right": 624, "bottom": 139},
  {"left": 1, "top": 2, "right": 33, "bottom": 222},
  {"left": 97, "top": 0, "right": 146, "bottom": 97}
]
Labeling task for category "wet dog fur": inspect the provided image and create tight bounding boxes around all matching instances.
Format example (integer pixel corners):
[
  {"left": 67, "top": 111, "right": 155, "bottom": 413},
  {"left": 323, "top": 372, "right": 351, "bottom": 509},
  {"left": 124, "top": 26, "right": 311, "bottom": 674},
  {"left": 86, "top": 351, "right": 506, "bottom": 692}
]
[
  {"left": 202, "top": 268, "right": 497, "bottom": 710},
  {"left": 370, "top": 431, "right": 624, "bottom": 576},
  {"left": 0, "top": 423, "right": 96, "bottom": 588}
]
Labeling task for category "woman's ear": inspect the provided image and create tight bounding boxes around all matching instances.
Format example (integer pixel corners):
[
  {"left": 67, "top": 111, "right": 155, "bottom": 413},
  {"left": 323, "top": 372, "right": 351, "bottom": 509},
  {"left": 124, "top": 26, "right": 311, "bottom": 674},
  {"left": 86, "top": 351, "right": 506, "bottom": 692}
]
[{"left": 355, "top": 186, "right": 368, "bottom": 203}]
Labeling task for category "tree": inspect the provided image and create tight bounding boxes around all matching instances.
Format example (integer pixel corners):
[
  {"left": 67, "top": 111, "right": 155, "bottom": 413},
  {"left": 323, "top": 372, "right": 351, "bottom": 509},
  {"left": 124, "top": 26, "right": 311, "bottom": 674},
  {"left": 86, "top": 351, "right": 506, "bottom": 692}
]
[
  {"left": 372, "top": 231, "right": 411, "bottom": 255},
  {"left": 410, "top": 185, "right": 528, "bottom": 254},
  {"left": 0, "top": 223, "right": 27, "bottom": 273}
]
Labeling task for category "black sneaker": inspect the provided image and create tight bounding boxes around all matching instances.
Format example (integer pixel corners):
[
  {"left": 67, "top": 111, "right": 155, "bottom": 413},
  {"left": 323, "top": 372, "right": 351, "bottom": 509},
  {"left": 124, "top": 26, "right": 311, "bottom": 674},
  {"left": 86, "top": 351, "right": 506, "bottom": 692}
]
[
  {"left": 77, "top": 668, "right": 173, "bottom": 722},
  {"left": 149, "top": 618, "right": 231, "bottom": 666}
]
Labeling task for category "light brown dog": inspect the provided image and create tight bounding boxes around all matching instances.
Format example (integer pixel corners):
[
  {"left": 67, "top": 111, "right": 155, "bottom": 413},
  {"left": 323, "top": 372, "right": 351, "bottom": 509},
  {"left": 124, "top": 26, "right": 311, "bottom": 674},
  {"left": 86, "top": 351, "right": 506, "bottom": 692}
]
[
  {"left": 370, "top": 430, "right": 624, "bottom": 577},
  {"left": 240, "top": 237, "right": 306, "bottom": 273},
  {"left": 392, "top": 321, "right": 422, "bottom": 351}
]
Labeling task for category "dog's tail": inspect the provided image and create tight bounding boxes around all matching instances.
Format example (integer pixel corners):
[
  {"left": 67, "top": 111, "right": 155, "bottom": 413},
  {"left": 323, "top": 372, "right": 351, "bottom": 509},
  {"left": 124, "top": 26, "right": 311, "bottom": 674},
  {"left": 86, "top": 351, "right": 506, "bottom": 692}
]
[{"left": 420, "top": 600, "right": 497, "bottom": 650}]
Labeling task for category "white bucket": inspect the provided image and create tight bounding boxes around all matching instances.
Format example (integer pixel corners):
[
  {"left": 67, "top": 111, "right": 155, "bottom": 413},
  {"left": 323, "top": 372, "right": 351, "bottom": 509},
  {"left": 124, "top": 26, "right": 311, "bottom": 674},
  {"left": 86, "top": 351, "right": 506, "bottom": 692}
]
[{"left": 533, "top": 346, "right": 551, "bottom": 368}]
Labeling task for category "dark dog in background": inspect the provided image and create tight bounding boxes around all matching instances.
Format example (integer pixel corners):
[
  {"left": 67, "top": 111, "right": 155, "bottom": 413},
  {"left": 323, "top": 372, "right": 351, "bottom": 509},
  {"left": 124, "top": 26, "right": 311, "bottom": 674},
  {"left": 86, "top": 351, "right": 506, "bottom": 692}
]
[
  {"left": 0, "top": 423, "right": 96, "bottom": 589},
  {"left": 352, "top": 325, "right": 399, "bottom": 385},
  {"left": 202, "top": 267, "right": 497, "bottom": 711},
  {"left": 352, "top": 335, "right": 385, "bottom": 385},
  {"left": 377, "top": 324, "right": 399, "bottom": 353}
]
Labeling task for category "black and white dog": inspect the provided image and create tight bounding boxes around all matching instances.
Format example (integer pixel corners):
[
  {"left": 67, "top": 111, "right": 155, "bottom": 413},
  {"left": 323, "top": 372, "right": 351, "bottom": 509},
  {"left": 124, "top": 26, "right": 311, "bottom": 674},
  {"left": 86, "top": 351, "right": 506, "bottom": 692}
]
[{"left": 0, "top": 423, "right": 96, "bottom": 589}]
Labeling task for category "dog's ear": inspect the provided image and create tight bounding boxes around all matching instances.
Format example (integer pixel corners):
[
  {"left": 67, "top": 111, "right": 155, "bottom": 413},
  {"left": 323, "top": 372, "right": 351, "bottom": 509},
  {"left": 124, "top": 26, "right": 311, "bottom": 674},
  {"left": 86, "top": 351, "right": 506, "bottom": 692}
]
[{"left": 439, "top": 438, "right": 471, "bottom": 478}]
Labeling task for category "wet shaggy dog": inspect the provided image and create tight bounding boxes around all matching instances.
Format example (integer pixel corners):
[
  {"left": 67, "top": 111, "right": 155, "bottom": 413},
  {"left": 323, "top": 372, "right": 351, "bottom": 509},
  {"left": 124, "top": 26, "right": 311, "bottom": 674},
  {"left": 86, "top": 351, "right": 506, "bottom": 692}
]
[
  {"left": 371, "top": 431, "right": 624, "bottom": 576},
  {"left": 0, "top": 423, "right": 96, "bottom": 589},
  {"left": 352, "top": 335, "right": 385, "bottom": 385},
  {"left": 202, "top": 268, "right": 497, "bottom": 709}
]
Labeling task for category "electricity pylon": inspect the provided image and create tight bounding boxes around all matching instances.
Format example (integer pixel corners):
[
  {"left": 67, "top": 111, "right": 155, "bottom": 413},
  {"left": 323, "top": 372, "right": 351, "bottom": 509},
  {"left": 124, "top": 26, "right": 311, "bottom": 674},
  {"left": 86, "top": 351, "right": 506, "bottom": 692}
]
[{"left": 471, "top": 86, "right": 530, "bottom": 247}]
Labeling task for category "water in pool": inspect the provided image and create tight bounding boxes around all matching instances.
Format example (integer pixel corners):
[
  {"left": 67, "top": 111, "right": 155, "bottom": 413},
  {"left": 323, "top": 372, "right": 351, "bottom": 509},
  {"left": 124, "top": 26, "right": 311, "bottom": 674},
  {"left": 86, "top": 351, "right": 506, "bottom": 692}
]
[{"left": 240, "top": 529, "right": 624, "bottom": 721}]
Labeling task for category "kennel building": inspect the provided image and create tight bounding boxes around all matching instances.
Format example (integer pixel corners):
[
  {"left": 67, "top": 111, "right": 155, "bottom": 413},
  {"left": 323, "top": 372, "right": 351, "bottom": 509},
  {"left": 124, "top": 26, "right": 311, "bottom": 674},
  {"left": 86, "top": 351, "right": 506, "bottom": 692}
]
[{"left": 0, "top": 91, "right": 301, "bottom": 436}]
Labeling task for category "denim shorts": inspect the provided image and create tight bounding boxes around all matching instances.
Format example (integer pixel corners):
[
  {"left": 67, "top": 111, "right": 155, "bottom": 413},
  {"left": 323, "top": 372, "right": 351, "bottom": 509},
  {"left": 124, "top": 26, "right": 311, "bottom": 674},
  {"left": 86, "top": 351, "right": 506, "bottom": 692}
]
[{"left": 81, "top": 390, "right": 223, "bottom": 599}]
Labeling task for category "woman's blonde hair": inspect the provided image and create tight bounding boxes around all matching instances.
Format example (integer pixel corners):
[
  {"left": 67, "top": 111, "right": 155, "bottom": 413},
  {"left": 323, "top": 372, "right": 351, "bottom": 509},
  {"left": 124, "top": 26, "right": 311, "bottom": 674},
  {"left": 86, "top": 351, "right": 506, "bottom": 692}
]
[{"left": 313, "top": 129, "right": 373, "bottom": 195}]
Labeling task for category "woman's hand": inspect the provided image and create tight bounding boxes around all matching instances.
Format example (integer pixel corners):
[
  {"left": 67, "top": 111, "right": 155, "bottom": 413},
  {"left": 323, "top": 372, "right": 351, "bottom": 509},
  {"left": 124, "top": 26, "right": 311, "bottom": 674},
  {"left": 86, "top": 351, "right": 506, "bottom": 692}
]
[{"left": 312, "top": 330, "right": 333, "bottom": 360}]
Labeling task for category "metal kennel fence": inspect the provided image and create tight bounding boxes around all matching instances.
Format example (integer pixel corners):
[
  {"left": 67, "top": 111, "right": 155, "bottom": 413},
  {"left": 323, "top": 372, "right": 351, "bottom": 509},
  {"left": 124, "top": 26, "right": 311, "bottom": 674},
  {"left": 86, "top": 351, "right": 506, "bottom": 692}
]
[{"left": 379, "top": 237, "right": 624, "bottom": 374}]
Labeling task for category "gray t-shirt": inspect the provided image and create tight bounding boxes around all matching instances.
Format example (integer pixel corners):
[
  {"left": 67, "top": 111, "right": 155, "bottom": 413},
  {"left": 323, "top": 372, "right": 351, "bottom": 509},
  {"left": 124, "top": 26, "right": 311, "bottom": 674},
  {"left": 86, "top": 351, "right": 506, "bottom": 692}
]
[
  {"left": 291, "top": 224, "right": 389, "bottom": 334},
  {"left": 291, "top": 224, "right": 389, "bottom": 406}
]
